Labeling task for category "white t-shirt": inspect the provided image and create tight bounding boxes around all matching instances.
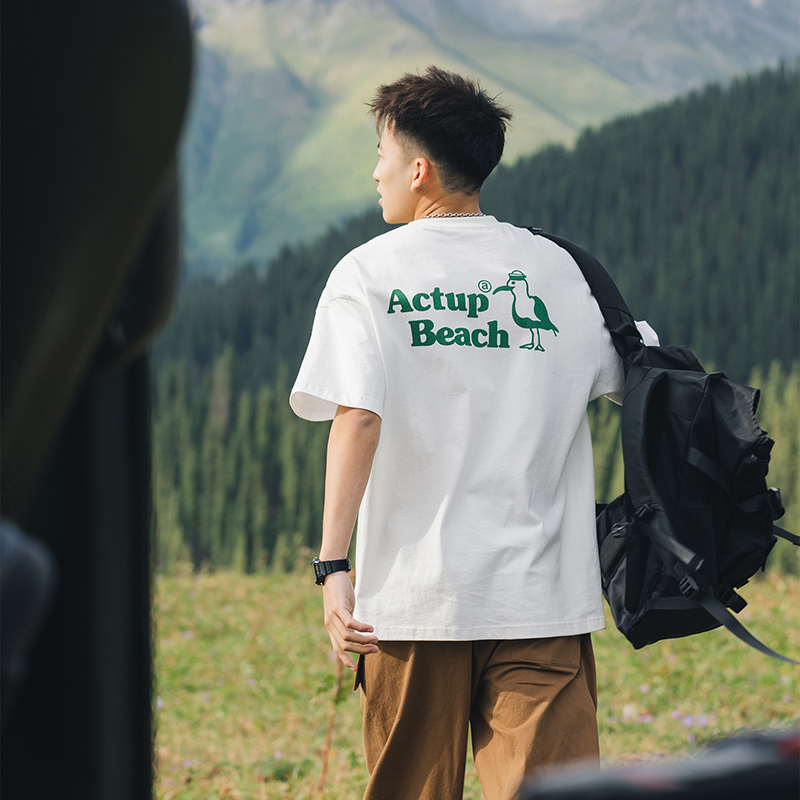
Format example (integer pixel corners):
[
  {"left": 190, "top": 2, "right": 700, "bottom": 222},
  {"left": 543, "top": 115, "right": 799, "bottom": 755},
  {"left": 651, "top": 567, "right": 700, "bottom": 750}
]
[{"left": 291, "top": 216, "right": 653, "bottom": 640}]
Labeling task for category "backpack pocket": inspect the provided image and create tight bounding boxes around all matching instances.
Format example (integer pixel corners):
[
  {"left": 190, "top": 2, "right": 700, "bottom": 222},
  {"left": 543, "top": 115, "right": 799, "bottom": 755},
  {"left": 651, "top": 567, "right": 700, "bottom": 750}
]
[
  {"left": 731, "top": 435, "right": 773, "bottom": 501},
  {"left": 596, "top": 495, "right": 629, "bottom": 589}
]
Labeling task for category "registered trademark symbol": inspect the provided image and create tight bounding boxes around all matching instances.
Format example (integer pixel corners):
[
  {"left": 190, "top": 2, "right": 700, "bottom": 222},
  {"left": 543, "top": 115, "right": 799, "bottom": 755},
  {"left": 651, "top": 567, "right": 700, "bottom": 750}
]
[{"left": 478, "top": 280, "right": 491, "bottom": 293}]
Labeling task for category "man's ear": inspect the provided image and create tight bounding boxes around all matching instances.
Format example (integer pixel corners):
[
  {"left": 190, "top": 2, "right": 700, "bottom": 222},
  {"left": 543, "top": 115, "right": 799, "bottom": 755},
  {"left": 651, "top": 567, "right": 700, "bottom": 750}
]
[{"left": 410, "top": 157, "right": 433, "bottom": 192}]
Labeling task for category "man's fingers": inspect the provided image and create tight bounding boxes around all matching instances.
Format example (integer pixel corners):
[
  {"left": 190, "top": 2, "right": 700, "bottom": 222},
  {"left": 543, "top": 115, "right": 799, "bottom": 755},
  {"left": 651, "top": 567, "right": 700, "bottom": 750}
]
[
  {"left": 334, "top": 641, "right": 376, "bottom": 672},
  {"left": 338, "top": 639, "right": 378, "bottom": 656},
  {"left": 325, "top": 608, "right": 378, "bottom": 643},
  {"left": 328, "top": 633, "right": 377, "bottom": 672},
  {"left": 329, "top": 618, "right": 379, "bottom": 649},
  {"left": 338, "top": 652, "right": 358, "bottom": 672},
  {"left": 347, "top": 617, "right": 376, "bottom": 634},
  {"left": 321, "top": 586, "right": 378, "bottom": 670},
  {"left": 325, "top": 615, "right": 378, "bottom": 672},
  {"left": 342, "top": 620, "right": 378, "bottom": 646}
]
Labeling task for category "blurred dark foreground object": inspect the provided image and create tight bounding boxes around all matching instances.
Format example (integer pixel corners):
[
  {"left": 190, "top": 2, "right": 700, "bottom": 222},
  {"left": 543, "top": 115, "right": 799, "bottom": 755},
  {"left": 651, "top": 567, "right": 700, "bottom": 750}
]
[
  {"left": 0, "top": 520, "right": 57, "bottom": 720},
  {"left": 1, "top": 0, "right": 192, "bottom": 797},
  {"left": 520, "top": 728, "right": 800, "bottom": 800}
]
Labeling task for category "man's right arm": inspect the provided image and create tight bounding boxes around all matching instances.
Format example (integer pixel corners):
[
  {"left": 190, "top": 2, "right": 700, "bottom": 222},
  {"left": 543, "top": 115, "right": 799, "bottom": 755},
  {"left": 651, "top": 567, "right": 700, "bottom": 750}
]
[{"left": 319, "top": 405, "right": 381, "bottom": 671}]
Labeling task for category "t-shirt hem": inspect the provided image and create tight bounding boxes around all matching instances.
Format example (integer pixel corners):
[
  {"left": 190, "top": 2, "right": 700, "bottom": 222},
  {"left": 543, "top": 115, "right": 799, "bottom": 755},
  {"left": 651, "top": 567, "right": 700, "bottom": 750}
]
[{"left": 367, "top": 615, "right": 606, "bottom": 641}]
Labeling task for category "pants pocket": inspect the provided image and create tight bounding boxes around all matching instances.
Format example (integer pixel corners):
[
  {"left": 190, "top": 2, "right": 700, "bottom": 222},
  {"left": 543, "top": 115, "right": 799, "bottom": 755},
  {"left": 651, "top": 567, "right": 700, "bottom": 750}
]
[{"left": 354, "top": 652, "right": 366, "bottom": 692}]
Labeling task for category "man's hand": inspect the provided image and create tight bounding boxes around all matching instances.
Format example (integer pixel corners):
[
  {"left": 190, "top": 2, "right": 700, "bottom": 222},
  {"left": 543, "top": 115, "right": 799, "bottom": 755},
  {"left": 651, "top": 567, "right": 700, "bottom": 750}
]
[{"left": 323, "top": 570, "right": 378, "bottom": 671}]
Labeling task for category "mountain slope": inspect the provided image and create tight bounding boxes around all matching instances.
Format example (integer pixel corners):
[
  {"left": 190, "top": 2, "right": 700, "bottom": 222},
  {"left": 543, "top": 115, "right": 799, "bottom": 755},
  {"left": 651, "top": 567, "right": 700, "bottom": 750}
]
[
  {"left": 181, "top": 0, "right": 798, "bottom": 277},
  {"left": 446, "top": 0, "right": 800, "bottom": 93}
]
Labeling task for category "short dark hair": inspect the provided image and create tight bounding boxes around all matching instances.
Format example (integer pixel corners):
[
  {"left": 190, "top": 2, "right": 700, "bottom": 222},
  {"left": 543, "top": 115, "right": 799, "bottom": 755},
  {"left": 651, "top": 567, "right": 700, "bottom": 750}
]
[{"left": 367, "top": 66, "right": 512, "bottom": 195}]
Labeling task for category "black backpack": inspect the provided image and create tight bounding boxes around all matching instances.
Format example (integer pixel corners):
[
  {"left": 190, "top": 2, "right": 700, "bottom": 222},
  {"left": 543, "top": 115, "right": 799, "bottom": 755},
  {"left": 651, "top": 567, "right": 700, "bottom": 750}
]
[{"left": 531, "top": 229, "right": 799, "bottom": 664}]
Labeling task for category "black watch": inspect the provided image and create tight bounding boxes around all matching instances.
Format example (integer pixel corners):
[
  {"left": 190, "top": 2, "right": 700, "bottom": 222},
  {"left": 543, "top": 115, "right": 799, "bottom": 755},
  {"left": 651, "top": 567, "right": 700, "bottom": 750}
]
[{"left": 312, "top": 557, "right": 351, "bottom": 585}]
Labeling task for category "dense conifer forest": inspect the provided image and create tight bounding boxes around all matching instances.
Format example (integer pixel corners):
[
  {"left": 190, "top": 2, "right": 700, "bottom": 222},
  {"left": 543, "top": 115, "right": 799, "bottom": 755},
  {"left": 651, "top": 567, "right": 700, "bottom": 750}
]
[{"left": 152, "top": 64, "right": 799, "bottom": 574}]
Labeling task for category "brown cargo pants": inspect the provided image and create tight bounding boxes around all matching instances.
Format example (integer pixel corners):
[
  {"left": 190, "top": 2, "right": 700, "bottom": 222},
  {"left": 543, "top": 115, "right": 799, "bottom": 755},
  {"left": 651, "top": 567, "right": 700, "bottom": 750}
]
[{"left": 356, "top": 634, "right": 599, "bottom": 800}]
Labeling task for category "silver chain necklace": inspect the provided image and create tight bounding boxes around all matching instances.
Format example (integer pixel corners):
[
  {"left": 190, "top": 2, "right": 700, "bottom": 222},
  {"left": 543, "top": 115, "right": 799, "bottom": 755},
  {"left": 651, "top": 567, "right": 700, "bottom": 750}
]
[{"left": 424, "top": 212, "right": 486, "bottom": 218}]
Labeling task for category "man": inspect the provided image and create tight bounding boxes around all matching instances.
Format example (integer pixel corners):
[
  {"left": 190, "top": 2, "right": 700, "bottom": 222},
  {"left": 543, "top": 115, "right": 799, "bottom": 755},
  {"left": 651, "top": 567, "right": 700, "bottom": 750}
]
[{"left": 290, "top": 66, "right": 653, "bottom": 800}]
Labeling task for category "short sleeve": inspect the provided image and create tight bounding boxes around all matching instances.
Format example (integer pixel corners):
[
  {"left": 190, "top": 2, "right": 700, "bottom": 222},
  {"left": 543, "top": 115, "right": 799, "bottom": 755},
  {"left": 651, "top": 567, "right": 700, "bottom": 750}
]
[
  {"left": 290, "top": 294, "right": 386, "bottom": 422},
  {"left": 592, "top": 320, "right": 660, "bottom": 404}
]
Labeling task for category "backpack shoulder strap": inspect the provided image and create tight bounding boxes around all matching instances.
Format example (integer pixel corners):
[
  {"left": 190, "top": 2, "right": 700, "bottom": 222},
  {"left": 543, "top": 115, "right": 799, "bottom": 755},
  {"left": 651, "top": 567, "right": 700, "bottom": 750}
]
[{"left": 527, "top": 228, "right": 643, "bottom": 360}]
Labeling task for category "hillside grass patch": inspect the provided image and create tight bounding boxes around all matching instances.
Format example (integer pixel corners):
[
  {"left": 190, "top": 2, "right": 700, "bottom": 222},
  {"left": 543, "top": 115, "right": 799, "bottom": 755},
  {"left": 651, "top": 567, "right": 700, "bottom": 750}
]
[{"left": 155, "top": 570, "right": 799, "bottom": 799}]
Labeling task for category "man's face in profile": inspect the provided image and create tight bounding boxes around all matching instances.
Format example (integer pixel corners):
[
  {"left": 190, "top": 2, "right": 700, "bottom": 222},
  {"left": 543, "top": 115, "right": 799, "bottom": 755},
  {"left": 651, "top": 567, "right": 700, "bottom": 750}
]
[{"left": 372, "top": 124, "right": 420, "bottom": 225}]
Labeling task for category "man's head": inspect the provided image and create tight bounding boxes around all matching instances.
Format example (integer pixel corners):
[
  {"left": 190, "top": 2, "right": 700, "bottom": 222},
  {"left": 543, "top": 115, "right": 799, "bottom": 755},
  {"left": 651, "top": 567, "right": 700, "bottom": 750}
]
[{"left": 368, "top": 67, "right": 512, "bottom": 209}]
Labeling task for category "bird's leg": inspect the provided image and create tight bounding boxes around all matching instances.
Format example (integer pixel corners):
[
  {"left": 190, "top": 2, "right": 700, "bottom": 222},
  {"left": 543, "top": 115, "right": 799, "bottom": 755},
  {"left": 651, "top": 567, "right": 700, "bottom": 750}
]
[
  {"left": 521, "top": 330, "right": 536, "bottom": 350},
  {"left": 534, "top": 328, "right": 545, "bottom": 352}
]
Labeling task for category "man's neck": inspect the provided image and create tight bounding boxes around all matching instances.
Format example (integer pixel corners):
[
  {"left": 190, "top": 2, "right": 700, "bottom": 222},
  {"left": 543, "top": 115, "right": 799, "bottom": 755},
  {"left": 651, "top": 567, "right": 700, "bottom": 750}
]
[{"left": 415, "top": 194, "right": 481, "bottom": 220}]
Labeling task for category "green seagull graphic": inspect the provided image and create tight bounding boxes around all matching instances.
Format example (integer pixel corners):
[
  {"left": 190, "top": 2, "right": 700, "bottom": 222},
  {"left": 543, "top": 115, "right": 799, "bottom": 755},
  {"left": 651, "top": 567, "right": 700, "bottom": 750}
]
[{"left": 493, "top": 270, "right": 559, "bottom": 351}]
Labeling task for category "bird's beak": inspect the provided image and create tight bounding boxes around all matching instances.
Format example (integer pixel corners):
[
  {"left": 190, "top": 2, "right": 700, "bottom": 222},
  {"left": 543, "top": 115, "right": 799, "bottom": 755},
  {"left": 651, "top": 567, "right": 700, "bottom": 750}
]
[{"left": 493, "top": 285, "right": 512, "bottom": 294}]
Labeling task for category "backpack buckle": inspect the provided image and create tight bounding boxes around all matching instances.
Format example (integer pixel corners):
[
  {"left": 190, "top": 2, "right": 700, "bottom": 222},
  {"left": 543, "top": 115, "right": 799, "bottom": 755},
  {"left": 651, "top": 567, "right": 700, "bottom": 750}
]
[
  {"left": 679, "top": 574, "right": 700, "bottom": 601},
  {"left": 609, "top": 521, "right": 629, "bottom": 537},
  {"left": 767, "top": 487, "right": 785, "bottom": 520},
  {"left": 634, "top": 504, "right": 656, "bottom": 523},
  {"left": 719, "top": 588, "right": 747, "bottom": 613}
]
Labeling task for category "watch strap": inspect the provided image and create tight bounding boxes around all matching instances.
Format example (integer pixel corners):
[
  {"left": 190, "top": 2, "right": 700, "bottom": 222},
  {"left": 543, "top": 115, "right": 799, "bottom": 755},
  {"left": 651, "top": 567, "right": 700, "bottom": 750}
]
[{"left": 312, "top": 557, "right": 351, "bottom": 585}]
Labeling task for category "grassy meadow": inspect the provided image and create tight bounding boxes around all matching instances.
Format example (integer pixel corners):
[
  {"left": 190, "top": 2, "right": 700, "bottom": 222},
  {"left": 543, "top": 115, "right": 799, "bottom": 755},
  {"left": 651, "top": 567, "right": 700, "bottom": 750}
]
[{"left": 154, "top": 568, "right": 799, "bottom": 799}]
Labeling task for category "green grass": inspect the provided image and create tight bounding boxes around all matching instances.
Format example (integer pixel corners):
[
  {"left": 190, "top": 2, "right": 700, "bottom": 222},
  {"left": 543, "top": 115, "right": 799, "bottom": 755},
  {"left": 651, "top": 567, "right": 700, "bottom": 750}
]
[{"left": 155, "top": 569, "right": 799, "bottom": 799}]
